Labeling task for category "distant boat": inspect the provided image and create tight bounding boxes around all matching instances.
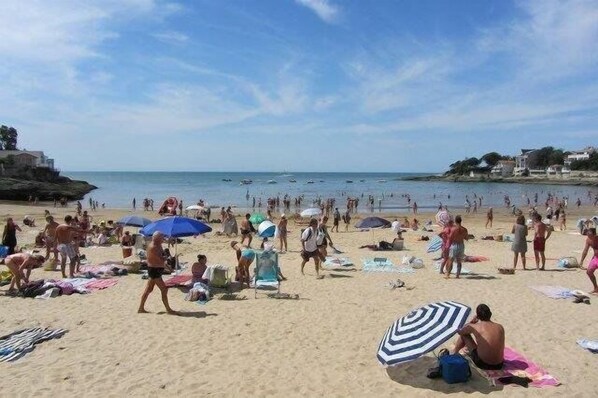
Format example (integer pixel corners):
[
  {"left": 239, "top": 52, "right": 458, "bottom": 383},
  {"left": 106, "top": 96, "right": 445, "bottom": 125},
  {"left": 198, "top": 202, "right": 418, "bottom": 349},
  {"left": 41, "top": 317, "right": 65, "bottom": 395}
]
[
  {"left": 289, "top": 179, "right": 297, "bottom": 183},
  {"left": 319, "top": 180, "right": 324, "bottom": 182},
  {"left": 307, "top": 180, "right": 314, "bottom": 184},
  {"left": 359, "top": 179, "right": 365, "bottom": 182},
  {"left": 240, "top": 179, "right": 253, "bottom": 185},
  {"left": 267, "top": 180, "right": 277, "bottom": 184},
  {"left": 281, "top": 173, "right": 293, "bottom": 177},
  {"left": 222, "top": 178, "right": 232, "bottom": 182},
  {"left": 346, "top": 180, "right": 353, "bottom": 183},
  {"left": 377, "top": 179, "right": 387, "bottom": 183}
]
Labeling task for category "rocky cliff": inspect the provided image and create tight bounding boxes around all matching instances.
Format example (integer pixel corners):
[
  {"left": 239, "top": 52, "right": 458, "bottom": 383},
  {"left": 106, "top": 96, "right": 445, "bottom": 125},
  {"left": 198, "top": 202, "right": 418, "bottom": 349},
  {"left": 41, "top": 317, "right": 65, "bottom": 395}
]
[{"left": 0, "top": 174, "right": 96, "bottom": 201}]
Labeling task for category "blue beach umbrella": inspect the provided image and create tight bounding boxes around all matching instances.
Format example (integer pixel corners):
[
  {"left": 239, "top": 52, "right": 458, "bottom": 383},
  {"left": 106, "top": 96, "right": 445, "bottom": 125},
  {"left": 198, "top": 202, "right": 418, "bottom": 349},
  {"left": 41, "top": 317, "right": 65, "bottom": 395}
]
[
  {"left": 140, "top": 216, "right": 212, "bottom": 238},
  {"left": 258, "top": 221, "right": 276, "bottom": 238},
  {"left": 377, "top": 301, "right": 471, "bottom": 366},
  {"left": 116, "top": 215, "right": 153, "bottom": 228}
]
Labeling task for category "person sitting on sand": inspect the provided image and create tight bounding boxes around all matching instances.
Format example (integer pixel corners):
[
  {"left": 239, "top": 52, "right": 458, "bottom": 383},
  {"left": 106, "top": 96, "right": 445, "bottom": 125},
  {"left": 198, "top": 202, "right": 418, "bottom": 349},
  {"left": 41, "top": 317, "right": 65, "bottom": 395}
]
[
  {"left": 511, "top": 215, "right": 528, "bottom": 270},
  {"left": 3, "top": 253, "right": 45, "bottom": 292},
  {"left": 191, "top": 254, "right": 209, "bottom": 284},
  {"left": 451, "top": 304, "right": 504, "bottom": 370},
  {"left": 400, "top": 217, "right": 410, "bottom": 228},
  {"left": 230, "top": 241, "right": 255, "bottom": 288},
  {"left": 580, "top": 227, "right": 598, "bottom": 294},
  {"left": 410, "top": 218, "right": 419, "bottom": 231},
  {"left": 138, "top": 232, "right": 177, "bottom": 315}
]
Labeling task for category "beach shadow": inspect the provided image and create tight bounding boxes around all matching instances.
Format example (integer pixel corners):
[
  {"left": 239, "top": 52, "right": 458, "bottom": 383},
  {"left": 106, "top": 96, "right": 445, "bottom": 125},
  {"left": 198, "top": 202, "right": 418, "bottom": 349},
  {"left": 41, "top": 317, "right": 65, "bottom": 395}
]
[
  {"left": 464, "top": 275, "right": 498, "bottom": 280},
  {"left": 322, "top": 267, "right": 357, "bottom": 272},
  {"left": 157, "top": 311, "right": 218, "bottom": 318},
  {"left": 218, "top": 293, "right": 248, "bottom": 301},
  {"left": 326, "top": 273, "right": 353, "bottom": 279},
  {"left": 266, "top": 292, "right": 305, "bottom": 300},
  {"left": 386, "top": 357, "right": 502, "bottom": 394}
]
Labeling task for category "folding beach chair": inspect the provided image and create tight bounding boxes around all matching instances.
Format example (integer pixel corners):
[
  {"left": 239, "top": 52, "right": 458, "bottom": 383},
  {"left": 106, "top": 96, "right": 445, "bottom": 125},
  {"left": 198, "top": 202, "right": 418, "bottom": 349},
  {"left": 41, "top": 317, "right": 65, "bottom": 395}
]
[{"left": 254, "top": 250, "right": 281, "bottom": 298}]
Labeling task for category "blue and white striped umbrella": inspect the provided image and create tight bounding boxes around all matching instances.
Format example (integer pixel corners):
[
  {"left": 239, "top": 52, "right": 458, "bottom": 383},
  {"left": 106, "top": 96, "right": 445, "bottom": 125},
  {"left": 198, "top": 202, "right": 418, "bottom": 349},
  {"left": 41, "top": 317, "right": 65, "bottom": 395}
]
[
  {"left": 377, "top": 301, "right": 471, "bottom": 366},
  {"left": 426, "top": 235, "right": 443, "bottom": 253}
]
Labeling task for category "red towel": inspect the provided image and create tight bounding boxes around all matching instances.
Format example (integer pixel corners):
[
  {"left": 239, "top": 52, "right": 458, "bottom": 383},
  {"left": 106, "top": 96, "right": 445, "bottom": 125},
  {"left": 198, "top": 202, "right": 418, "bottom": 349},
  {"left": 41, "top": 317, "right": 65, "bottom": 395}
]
[
  {"left": 164, "top": 274, "right": 193, "bottom": 287},
  {"left": 84, "top": 279, "right": 118, "bottom": 290}
]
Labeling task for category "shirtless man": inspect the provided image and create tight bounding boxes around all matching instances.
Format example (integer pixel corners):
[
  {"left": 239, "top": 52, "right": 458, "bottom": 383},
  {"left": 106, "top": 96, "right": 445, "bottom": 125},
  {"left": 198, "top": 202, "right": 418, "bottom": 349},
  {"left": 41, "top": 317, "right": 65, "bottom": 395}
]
[
  {"left": 43, "top": 215, "right": 59, "bottom": 262},
  {"left": 452, "top": 304, "right": 504, "bottom": 370},
  {"left": 138, "top": 232, "right": 177, "bottom": 314},
  {"left": 239, "top": 213, "right": 254, "bottom": 247},
  {"left": 533, "top": 213, "right": 552, "bottom": 270},
  {"left": 438, "top": 220, "right": 454, "bottom": 274},
  {"left": 55, "top": 215, "right": 83, "bottom": 278},
  {"left": 446, "top": 215, "right": 468, "bottom": 279},
  {"left": 580, "top": 227, "right": 598, "bottom": 294},
  {"left": 3, "top": 253, "right": 45, "bottom": 291}
]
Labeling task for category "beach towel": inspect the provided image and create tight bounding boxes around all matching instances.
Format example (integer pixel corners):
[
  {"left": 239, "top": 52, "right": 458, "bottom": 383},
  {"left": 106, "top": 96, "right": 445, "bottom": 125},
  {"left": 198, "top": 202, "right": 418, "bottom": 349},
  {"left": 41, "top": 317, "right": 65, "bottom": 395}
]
[
  {"left": 469, "top": 347, "right": 560, "bottom": 388},
  {"left": 426, "top": 236, "right": 442, "bottom": 253},
  {"left": 165, "top": 274, "right": 193, "bottom": 287},
  {"left": 362, "top": 258, "right": 414, "bottom": 273},
  {"left": 323, "top": 257, "right": 354, "bottom": 268},
  {"left": 577, "top": 339, "right": 598, "bottom": 353},
  {"left": 0, "top": 327, "right": 67, "bottom": 362},
  {"left": 464, "top": 255, "right": 489, "bottom": 262},
  {"left": 61, "top": 278, "right": 95, "bottom": 290},
  {"left": 84, "top": 279, "right": 118, "bottom": 290},
  {"left": 433, "top": 261, "right": 472, "bottom": 275},
  {"left": 529, "top": 285, "right": 574, "bottom": 299}
]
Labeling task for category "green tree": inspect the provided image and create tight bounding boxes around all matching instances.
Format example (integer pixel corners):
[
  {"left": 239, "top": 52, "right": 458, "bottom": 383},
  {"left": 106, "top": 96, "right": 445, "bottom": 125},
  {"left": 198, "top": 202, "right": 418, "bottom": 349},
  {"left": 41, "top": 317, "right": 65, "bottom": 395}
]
[
  {"left": 481, "top": 152, "right": 502, "bottom": 167},
  {"left": 0, "top": 125, "right": 18, "bottom": 150}
]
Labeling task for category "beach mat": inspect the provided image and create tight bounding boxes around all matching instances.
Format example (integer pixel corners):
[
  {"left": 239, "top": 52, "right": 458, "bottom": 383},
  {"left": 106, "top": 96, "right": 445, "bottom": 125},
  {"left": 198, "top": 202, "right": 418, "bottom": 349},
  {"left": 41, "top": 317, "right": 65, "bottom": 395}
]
[
  {"left": 323, "top": 256, "right": 354, "bottom": 268},
  {"left": 0, "top": 327, "right": 67, "bottom": 362},
  {"left": 470, "top": 346, "right": 560, "bottom": 388},
  {"left": 362, "top": 258, "right": 414, "bottom": 273},
  {"left": 165, "top": 274, "right": 193, "bottom": 287},
  {"left": 84, "top": 279, "right": 118, "bottom": 290},
  {"left": 529, "top": 285, "right": 574, "bottom": 299}
]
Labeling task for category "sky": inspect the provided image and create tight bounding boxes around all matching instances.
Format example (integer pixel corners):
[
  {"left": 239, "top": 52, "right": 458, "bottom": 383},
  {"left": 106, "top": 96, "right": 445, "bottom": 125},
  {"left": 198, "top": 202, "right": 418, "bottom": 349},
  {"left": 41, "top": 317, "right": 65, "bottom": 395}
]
[{"left": 1, "top": 0, "right": 597, "bottom": 172}]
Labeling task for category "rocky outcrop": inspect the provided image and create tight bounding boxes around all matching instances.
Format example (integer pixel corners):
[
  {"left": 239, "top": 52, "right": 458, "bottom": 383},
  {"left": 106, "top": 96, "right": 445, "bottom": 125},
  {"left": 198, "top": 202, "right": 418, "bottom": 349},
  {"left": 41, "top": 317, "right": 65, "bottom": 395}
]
[{"left": 0, "top": 176, "right": 96, "bottom": 201}]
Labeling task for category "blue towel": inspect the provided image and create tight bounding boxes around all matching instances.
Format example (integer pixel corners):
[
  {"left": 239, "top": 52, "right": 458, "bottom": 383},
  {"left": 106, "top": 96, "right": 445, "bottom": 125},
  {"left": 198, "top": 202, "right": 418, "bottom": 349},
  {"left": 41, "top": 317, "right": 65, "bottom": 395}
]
[{"left": 362, "top": 258, "right": 414, "bottom": 273}]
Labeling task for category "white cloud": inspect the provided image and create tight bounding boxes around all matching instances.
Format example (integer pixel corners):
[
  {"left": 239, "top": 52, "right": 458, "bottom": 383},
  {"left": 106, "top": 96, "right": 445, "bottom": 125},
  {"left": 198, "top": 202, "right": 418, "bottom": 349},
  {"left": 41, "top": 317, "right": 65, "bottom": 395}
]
[
  {"left": 294, "top": 0, "right": 339, "bottom": 24},
  {"left": 152, "top": 31, "right": 189, "bottom": 44}
]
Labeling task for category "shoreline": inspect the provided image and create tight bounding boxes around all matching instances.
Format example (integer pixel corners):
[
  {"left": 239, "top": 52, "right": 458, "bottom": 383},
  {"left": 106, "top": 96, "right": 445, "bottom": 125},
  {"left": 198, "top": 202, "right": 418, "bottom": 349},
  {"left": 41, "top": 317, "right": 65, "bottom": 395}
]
[{"left": 402, "top": 174, "right": 598, "bottom": 187}]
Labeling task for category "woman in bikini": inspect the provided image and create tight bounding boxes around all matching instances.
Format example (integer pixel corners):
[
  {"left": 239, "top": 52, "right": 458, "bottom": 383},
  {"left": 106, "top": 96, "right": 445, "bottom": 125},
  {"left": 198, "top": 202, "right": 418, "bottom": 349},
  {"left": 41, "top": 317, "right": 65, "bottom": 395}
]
[
  {"left": 231, "top": 241, "right": 255, "bottom": 288},
  {"left": 277, "top": 214, "right": 288, "bottom": 253},
  {"left": 580, "top": 228, "right": 598, "bottom": 294}
]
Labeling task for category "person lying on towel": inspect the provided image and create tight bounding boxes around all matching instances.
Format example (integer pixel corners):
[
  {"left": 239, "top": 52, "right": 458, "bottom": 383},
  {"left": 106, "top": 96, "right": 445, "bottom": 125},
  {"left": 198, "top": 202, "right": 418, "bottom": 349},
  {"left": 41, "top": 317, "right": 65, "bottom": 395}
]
[{"left": 451, "top": 304, "right": 505, "bottom": 370}]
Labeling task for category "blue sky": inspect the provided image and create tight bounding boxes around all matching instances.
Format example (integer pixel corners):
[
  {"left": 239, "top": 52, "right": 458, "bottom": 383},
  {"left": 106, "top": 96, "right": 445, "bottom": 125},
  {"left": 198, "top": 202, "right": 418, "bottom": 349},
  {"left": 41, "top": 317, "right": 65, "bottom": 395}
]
[{"left": 1, "top": 0, "right": 597, "bottom": 172}]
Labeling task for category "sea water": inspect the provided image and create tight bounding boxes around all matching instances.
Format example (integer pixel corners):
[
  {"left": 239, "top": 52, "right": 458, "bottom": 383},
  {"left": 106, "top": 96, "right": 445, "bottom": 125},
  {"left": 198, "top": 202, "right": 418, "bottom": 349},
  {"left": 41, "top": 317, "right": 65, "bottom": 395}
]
[{"left": 64, "top": 171, "right": 595, "bottom": 213}]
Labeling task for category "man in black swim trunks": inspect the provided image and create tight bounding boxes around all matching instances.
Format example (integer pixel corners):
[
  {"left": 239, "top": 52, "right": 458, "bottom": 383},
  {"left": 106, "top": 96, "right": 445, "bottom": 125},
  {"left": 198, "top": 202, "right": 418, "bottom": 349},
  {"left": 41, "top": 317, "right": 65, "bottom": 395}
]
[
  {"left": 138, "top": 232, "right": 177, "bottom": 314},
  {"left": 240, "top": 213, "right": 254, "bottom": 248},
  {"left": 451, "top": 304, "right": 504, "bottom": 370}
]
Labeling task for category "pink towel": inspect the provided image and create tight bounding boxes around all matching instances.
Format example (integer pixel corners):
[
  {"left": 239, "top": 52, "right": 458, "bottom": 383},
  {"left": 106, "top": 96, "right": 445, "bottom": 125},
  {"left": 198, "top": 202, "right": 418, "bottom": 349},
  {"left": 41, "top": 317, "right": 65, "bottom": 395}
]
[
  {"left": 475, "top": 347, "right": 560, "bottom": 388},
  {"left": 84, "top": 279, "right": 118, "bottom": 290},
  {"left": 464, "top": 255, "right": 489, "bottom": 262},
  {"left": 164, "top": 274, "right": 193, "bottom": 287}
]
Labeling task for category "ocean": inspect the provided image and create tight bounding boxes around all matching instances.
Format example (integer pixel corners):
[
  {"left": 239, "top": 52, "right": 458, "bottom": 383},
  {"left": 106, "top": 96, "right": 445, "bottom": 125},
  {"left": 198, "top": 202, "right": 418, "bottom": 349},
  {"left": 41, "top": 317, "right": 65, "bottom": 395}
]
[{"left": 63, "top": 171, "right": 595, "bottom": 213}]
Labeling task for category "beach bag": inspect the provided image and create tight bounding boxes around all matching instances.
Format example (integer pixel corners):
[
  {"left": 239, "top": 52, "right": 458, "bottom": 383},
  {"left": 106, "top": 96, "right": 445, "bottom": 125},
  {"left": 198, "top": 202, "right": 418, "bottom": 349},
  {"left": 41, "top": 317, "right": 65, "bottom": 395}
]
[
  {"left": 316, "top": 228, "right": 326, "bottom": 246},
  {"left": 439, "top": 354, "right": 471, "bottom": 384},
  {"left": 557, "top": 257, "right": 579, "bottom": 268}
]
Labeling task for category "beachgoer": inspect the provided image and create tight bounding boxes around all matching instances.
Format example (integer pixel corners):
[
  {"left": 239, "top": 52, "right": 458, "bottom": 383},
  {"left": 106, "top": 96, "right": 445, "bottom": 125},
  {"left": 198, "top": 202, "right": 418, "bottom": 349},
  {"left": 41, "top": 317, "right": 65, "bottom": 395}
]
[
  {"left": 2, "top": 218, "right": 22, "bottom": 255},
  {"left": 3, "top": 253, "right": 44, "bottom": 291},
  {"left": 55, "top": 215, "right": 83, "bottom": 278},
  {"left": 446, "top": 215, "right": 468, "bottom": 279},
  {"left": 511, "top": 215, "right": 528, "bottom": 270},
  {"left": 301, "top": 218, "right": 323, "bottom": 279},
  {"left": 121, "top": 231, "right": 133, "bottom": 246},
  {"left": 343, "top": 210, "right": 351, "bottom": 232},
  {"left": 277, "top": 214, "right": 288, "bottom": 252},
  {"left": 231, "top": 241, "right": 255, "bottom": 288},
  {"left": 317, "top": 216, "right": 334, "bottom": 260},
  {"left": 580, "top": 227, "right": 598, "bottom": 294},
  {"left": 240, "top": 213, "right": 254, "bottom": 247},
  {"left": 559, "top": 210, "right": 567, "bottom": 231},
  {"left": 485, "top": 207, "right": 493, "bottom": 229},
  {"left": 439, "top": 220, "right": 454, "bottom": 274},
  {"left": 43, "top": 215, "right": 59, "bottom": 261},
  {"left": 138, "top": 232, "right": 177, "bottom": 314},
  {"left": 332, "top": 208, "right": 341, "bottom": 232},
  {"left": 191, "top": 254, "right": 208, "bottom": 284},
  {"left": 451, "top": 304, "right": 504, "bottom": 370},
  {"left": 533, "top": 213, "right": 552, "bottom": 270}
]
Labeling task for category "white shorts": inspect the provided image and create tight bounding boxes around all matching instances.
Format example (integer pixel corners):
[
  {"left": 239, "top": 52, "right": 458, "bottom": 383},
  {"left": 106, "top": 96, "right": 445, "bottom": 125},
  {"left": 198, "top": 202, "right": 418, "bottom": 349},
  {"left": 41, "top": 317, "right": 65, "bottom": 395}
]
[{"left": 57, "top": 243, "right": 77, "bottom": 260}]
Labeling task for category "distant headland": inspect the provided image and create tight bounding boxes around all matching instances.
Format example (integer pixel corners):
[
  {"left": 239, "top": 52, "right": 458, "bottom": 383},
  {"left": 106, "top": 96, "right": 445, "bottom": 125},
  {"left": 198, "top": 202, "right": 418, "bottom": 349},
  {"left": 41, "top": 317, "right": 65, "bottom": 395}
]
[{"left": 0, "top": 125, "right": 96, "bottom": 201}]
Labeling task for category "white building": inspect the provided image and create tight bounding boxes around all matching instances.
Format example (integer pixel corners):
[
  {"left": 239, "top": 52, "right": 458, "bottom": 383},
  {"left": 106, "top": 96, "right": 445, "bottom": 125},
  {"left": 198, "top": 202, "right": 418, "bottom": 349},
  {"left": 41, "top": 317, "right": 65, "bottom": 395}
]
[
  {"left": 0, "top": 150, "right": 55, "bottom": 169},
  {"left": 565, "top": 147, "right": 595, "bottom": 166},
  {"left": 491, "top": 160, "right": 515, "bottom": 177}
]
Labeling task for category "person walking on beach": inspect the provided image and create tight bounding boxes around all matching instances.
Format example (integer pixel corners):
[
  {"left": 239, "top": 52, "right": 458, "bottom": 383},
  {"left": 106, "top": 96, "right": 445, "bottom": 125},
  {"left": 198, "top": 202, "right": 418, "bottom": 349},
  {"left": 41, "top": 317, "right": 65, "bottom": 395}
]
[
  {"left": 240, "top": 213, "right": 254, "bottom": 247},
  {"left": 451, "top": 304, "right": 504, "bottom": 370},
  {"left": 579, "top": 228, "right": 598, "bottom": 294},
  {"left": 332, "top": 208, "right": 341, "bottom": 232},
  {"left": 445, "top": 215, "right": 468, "bottom": 279},
  {"left": 277, "top": 214, "right": 288, "bottom": 253},
  {"left": 2, "top": 218, "right": 21, "bottom": 255},
  {"left": 343, "top": 209, "right": 351, "bottom": 232},
  {"left": 43, "top": 215, "right": 59, "bottom": 262},
  {"left": 533, "top": 213, "right": 552, "bottom": 270},
  {"left": 138, "top": 232, "right": 177, "bottom": 314},
  {"left": 301, "top": 218, "right": 323, "bottom": 279},
  {"left": 132, "top": 197, "right": 136, "bottom": 210},
  {"left": 511, "top": 215, "right": 528, "bottom": 270},
  {"left": 55, "top": 216, "right": 83, "bottom": 278},
  {"left": 485, "top": 207, "right": 493, "bottom": 229}
]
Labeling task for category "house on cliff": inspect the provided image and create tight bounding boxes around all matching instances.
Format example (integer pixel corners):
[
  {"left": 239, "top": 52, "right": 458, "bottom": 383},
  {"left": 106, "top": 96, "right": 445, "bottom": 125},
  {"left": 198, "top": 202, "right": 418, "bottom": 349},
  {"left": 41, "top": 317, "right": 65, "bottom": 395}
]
[{"left": 0, "top": 150, "right": 55, "bottom": 170}]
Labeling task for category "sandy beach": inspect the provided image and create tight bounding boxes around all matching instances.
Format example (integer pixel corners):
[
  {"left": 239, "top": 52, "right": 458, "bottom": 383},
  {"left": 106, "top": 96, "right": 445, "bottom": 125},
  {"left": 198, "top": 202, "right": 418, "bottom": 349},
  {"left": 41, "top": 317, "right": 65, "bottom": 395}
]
[{"left": 1, "top": 202, "right": 597, "bottom": 397}]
